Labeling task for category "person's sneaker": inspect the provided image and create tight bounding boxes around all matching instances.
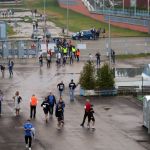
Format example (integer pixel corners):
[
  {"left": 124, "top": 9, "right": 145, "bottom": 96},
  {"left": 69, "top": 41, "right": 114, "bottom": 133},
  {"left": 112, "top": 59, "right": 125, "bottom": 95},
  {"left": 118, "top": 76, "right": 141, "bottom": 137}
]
[
  {"left": 29, "top": 147, "right": 31, "bottom": 150},
  {"left": 80, "top": 123, "right": 84, "bottom": 127},
  {"left": 87, "top": 123, "right": 90, "bottom": 129},
  {"left": 26, "top": 144, "right": 28, "bottom": 148}
]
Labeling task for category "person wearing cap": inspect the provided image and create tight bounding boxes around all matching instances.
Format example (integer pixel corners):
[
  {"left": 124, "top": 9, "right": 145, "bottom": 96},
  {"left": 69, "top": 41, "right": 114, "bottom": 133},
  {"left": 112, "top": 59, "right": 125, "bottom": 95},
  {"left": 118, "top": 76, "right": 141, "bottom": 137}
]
[
  {"left": 68, "top": 79, "right": 76, "bottom": 101},
  {"left": 30, "top": 94, "right": 38, "bottom": 119},
  {"left": 23, "top": 119, "right": 35, "bottom": 150},
  {"left": 80, "top": 99, "right": 91, "bottom": 127}
]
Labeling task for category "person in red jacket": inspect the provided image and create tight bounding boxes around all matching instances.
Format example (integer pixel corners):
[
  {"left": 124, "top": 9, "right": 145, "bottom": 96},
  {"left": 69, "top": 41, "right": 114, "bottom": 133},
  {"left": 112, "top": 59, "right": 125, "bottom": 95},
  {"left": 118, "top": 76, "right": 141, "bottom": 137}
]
[{"left": 80, "top": 99, "right": 91, "bottom": 127}]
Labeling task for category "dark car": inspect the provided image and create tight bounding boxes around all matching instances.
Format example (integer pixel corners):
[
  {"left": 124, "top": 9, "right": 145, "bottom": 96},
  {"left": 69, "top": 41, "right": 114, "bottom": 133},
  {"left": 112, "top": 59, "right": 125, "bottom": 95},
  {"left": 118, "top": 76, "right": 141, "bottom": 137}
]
[{"left": 72, "top": 30, "right": 93, "bottom": 40}]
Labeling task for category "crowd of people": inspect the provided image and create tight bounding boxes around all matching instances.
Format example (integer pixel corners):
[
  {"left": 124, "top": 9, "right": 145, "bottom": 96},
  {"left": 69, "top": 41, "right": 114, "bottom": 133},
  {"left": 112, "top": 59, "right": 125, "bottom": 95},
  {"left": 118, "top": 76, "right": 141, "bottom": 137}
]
[
  {"left": 0, "top": 9, "right": 15, "bottom": 18},
  {"left": 0, "top": 76, "right": 95, "bottom": 150},
  {"left": 38, "top": 38, "right": 81, "bottom": 67}
]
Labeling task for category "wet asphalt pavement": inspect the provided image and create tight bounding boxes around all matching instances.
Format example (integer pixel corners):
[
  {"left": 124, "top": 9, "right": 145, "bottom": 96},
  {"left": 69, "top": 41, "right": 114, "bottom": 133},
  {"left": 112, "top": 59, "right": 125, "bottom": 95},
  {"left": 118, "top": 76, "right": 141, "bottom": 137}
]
[{"left": 0, "top": 59, "right": 150, "bottom": 150}]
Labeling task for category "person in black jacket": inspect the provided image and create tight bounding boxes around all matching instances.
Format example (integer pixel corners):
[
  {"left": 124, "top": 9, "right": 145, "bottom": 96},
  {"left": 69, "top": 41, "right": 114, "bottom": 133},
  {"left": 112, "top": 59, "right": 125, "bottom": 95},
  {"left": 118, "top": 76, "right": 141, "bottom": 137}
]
[
  {"left": 69, "top": 79, "right": 76, "bottom": 101},
  {"left": 55, "top": 97, "right": 65, "bottom": 129},
  {"left": 87, "top": 105, "right": 95, "bottom": 129},
  {"left": 57, "top": 81, "right": 65, "bottom": 97},
  {"left": 41, "top": 97, "right": 50, "bottom": 123}
]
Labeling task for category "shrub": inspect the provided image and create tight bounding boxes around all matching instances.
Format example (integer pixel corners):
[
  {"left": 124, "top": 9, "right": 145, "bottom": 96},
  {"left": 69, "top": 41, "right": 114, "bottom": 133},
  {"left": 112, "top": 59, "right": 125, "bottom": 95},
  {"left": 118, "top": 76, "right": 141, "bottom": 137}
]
[
  {"left": 79, "top": 61, "right": 95, "bottom": 90},
  {"left": 96, "top": 63, "right": 115, "bottom": 90}
]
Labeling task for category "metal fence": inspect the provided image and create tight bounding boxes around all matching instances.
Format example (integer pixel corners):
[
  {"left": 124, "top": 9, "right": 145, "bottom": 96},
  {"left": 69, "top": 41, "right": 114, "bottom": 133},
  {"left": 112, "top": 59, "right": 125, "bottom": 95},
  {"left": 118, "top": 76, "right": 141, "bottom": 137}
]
[{"left": 0, "top": 39, "right": 40, "bottom": 58}]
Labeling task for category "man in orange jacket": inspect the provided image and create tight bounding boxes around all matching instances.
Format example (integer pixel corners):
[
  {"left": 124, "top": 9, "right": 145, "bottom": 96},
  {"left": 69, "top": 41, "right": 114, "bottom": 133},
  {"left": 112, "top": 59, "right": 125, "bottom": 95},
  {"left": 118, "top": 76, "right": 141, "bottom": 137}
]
[
  {"left": 76, "top": 49, "right": 80, "bottom": 62},
  {"left": 30, "top": 94, "right": 38, "bottom": 119}
]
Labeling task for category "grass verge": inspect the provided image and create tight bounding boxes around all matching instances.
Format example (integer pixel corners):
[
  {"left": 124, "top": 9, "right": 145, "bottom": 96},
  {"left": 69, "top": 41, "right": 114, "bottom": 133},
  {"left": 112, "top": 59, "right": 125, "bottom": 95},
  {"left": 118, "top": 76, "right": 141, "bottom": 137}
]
[
  {"left": 22, "top": 0, "right": 149, "bottom": 37},
  {"left": 117, "top": 53, "right": 150, "bottom": 59}
]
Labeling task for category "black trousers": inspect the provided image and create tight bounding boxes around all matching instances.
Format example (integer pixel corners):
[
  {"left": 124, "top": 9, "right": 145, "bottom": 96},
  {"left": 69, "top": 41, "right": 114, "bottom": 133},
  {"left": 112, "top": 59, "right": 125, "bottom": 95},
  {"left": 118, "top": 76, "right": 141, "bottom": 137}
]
[
  {"left": 48, "top": 105, "right": 54, "bottom": 115},
  {"left": 30, "top": 106, "right": 36, "bottom": 118},
  {"left": 25, "top": 136, "right": 32, "bottom": 148},
  {"left": 81, "top": 111, "right": 89, "bottom": 125}
]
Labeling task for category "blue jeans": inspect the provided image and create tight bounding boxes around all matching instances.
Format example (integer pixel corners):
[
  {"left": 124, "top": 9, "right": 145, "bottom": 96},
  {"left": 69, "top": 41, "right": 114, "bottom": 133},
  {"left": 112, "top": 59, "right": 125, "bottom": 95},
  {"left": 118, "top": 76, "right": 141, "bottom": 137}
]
[{"left": 69, "top": 89, "right": 74, "bottom": 101}]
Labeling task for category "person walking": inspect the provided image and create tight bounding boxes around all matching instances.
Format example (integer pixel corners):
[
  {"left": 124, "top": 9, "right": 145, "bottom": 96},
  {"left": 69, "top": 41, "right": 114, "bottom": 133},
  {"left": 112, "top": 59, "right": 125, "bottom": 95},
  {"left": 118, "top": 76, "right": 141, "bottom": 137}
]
[
  {"left": 47, "top": 50, "right": 52, "bottom": 68},
  {"left": 13, "top": 91, "right": 22, "bottom": 116},
  {"left": 57, "top": 81, "right": 65, "bottom": 97},
  {"left": 39, "top": 55, "right": 43, "bottom": 67},
  {"left": 23, "top": 119, "right": 35, "bottom": 150},
  {"left": 30, "top": 94, "right": 38, "bottom": 119},
  {"left": 69, "top": 79, "right": 76, "bottom": 101},
  {"left": 0, "top": 90, "right": 3, "bottom": 116},
  {"left": 95, "top": 52, "right": 101, "bottom": 68},
  {"left": 55, "top": 97, "right": 65, "bottom": 129},
  {"left": 41, "top": 97, "right": 50, "bottom": 123},
  {"left": 47, "top": 92, "right": 56, "bottom": 117},
  {"left": 76, "top": 49, "right": 80, "bottom": 62},
  {"left": 80, "top": 99, "right": 91, "bottom": 127},
  {"left": 0, "top": 64, "right": 5, "bottom": 77},
  {"left": 8, "top": 60, "right": 14, "bottom": 77},
  {"left": 87, "top": 105, "right": 95, "bottom": 129}
]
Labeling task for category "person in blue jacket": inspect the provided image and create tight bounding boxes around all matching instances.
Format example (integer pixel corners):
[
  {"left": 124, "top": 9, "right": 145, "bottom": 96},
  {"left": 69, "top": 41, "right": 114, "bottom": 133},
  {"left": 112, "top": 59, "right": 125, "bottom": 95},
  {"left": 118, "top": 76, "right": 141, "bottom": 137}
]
[{"left": 23, "top": 119, "right": 35, "bottom": 150}]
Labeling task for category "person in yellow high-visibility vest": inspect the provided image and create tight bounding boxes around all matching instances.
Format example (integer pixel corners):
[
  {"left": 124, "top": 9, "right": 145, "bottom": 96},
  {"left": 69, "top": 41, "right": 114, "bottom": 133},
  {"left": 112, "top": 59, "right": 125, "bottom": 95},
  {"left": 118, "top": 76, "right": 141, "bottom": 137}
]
[
  {"left": 72, "top": 46, "right": 76, "bottom": 59},
  {"left": 63, "top": 47, "right": 67, "bottom": 56}
]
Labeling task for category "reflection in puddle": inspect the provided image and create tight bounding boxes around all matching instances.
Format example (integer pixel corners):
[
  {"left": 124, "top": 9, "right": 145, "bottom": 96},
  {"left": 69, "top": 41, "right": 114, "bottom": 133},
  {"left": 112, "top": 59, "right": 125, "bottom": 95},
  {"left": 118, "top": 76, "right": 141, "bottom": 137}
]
[{"left": 115, "top": 67, "right": 144, "bottom": 77}]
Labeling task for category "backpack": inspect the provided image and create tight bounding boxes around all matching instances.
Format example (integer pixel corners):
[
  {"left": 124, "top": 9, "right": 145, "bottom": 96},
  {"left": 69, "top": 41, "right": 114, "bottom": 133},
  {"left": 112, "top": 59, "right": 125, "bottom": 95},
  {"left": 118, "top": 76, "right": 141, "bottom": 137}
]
[{"left": 48, "top": 95, "right": 55, "bottom": 105}]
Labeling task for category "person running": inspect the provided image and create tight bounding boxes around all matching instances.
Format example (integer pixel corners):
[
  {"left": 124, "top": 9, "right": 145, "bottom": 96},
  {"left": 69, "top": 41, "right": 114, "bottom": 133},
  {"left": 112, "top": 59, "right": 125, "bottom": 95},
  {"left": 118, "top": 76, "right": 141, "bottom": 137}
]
[
  {"left": 57, "top": 81, "right": 65, "bottom": 97},
  {"left": 41, "top": 97, "right": 50, "bottom": 123},
  {"left": 0, "top": 90, "right": 3, "bottom": 116},
  {"left": 69, "top": 79, "right": 76, "bottom": 101},
  {"left": 55, "top": 97, "right": 65, "bottom": 129},
  {"left": 95, "top": 52, "right": 101, "bottom": 68},
  {"left": 80, "top": 99, "right": 91, "bottom": 127},
  {"left": 30, "top": 94, "right": 38, "bottom": 119},
  {"left": 47, "top": 92, "right": 56, "bottom": 117},
  {"left": 23, "top": 119, "right": 35, "bottom": 150},
  {"left": 13, "top": 91, "right": 22, "bottom": 116},
  {"left": 87, "top": 105, "right": 95, "bottom": 129}
]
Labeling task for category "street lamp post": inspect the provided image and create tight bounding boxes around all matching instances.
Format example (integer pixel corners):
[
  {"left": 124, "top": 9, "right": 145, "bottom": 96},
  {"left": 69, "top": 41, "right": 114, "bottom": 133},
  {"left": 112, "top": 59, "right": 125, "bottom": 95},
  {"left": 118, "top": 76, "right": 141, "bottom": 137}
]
[
  {"left": 123, "top": 0, "right": 124, "bottom": 12},
  {"left": 66, "top": 0, "right": 69, "bottom": 36},
  {"left": 108, "top": 11, "right": 111, "bottom": 68},
  {"left": 134, "top": 0, "right": 136, "bottom": 16},
  {"left": 148, "top": 0, "right": 150, "bottom": 17},
  {"left": 44, "top": 0, "right": 46, "bottom": 38}
]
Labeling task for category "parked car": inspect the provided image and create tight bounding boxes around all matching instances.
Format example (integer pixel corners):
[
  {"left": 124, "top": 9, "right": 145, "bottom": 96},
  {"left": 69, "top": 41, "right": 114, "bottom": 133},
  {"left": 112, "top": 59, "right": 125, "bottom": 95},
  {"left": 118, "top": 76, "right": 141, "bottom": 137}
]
[{"left": 72, "top": 30, "right": 93, "bottom": 40}]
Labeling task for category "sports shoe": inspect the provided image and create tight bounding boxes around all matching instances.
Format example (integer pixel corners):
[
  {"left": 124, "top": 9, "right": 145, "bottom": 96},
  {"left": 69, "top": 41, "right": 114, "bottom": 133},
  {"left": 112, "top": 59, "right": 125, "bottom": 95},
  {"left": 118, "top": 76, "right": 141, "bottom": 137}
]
[
  {"left": 91, "top": 125, "right": 95, "bottom": 129},
  {"left": 26, "top": 145, "right": 28, "bottom": 148},
  {"left": 80, "top": 123, "right": 84, "bottom": 127},
  {"left": 29, "top": 147, "right": 31, "bottom": 150}
]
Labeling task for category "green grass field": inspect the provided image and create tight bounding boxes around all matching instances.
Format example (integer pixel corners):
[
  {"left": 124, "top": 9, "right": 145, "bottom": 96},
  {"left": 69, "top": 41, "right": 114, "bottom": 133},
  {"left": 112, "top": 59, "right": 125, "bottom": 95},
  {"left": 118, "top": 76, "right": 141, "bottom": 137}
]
[{"left": 1, "top": 0, "right": 149, "bottom": 37}]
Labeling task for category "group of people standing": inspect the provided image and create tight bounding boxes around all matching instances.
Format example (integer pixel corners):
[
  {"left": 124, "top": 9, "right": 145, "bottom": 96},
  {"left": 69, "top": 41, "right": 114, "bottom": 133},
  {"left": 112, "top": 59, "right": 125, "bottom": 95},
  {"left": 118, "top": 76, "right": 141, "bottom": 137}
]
[{"left": 0, "top": 59, "right": 14, "bottom": 78}]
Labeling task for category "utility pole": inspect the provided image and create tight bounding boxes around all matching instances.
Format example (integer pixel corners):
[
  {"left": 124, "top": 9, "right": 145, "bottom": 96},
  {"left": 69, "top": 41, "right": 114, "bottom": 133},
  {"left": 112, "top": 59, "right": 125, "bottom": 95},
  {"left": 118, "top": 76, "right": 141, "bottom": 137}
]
[{"left": 66, "top": 0, "right": 69, "bottom": 36}]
